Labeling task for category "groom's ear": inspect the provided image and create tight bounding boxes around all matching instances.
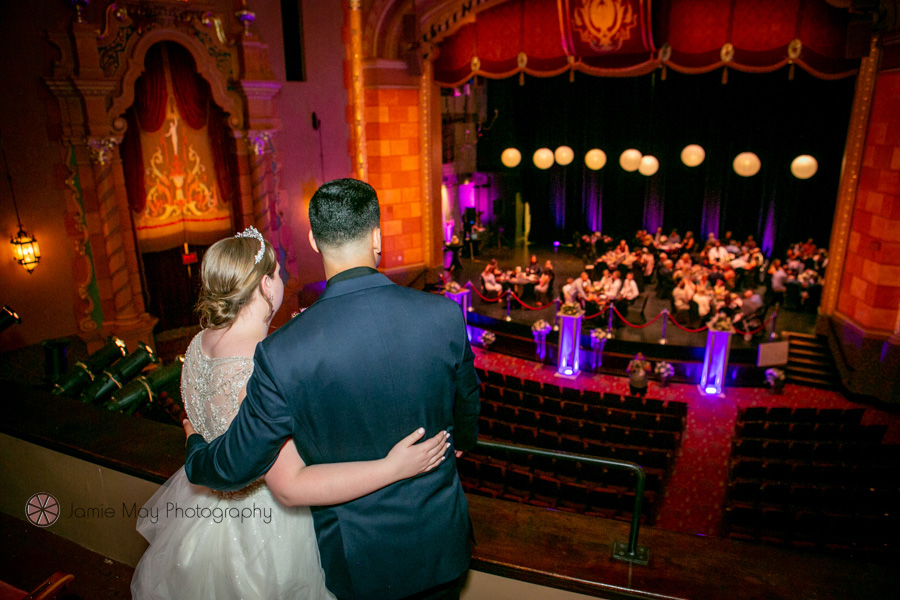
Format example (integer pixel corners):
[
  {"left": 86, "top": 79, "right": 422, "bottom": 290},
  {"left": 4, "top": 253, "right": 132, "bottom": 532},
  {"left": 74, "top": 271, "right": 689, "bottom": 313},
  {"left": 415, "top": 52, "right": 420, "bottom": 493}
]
[
  {"left": 372, "top": 227, "right": 382, "bottom": 253},
  {"left": 308, "top": 230, "right": 320, "bottom": 254}
]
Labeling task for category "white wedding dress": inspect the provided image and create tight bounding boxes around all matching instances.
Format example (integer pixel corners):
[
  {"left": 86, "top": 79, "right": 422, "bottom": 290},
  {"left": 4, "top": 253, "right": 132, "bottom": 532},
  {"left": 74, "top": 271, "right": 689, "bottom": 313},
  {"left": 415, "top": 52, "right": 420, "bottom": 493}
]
[{"left": 131, "top": 333, "right": 336, "bottom": 600}]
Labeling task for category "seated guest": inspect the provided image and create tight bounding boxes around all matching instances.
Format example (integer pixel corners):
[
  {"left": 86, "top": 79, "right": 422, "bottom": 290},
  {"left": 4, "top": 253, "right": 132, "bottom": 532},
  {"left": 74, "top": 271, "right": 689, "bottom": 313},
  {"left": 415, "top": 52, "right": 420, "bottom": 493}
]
[
  {"left": 800, "top": 237, "right": 817, "bottom": 258},
  {"left": 672, "top": 278, "right": 693, "bottom": 321},
  {"left": 708, "top": 241, "right": 731, "bottom": 266},
  {"left": 543, "top": 259, "right": 555, "bottom": 289},
  {"left": 682, "top": 231, "right": 696, "bottom": 253},
  {"left": 744, "top": 235, "right": 757, "bottom": 250},
  {"left": 525, "top": 254, "right": 542, "bottom": 277},
  {"left": 620, "top": 272, "right": 639, "bottom": 303},
  {"left": 693, "top": 288, "right": 712, "bottom": 322},
  {"left": 712, "top": 278, "right": 729, "bottom": 304},
  {"left": 481, "top": 264, "right": 503, "bottom": 297},
  {"left": 603, "top": 271, "right": 623, "bottom": 300},
  {"left": 641, "top": 249, "right": 655, "bottom": 286},
  {"left": 740, "top": 289, "right": 763, "bottom": 316},
  {"left": 534, "top": 272, "right": 552, "bottom": 306},
  {"left": 614, "top": 239, "right": 630, "bottom": 260},
  {"left": 668, "top": 229, "right": 682, "bottom": 246},
  {"left": 722, "top": 265, "right": 737, "bottom": 290},
  {"left": 653, "top": 226, "right": 664, "bottom": 245},
  {"left": 707, "top": 264, "right": 725, "bottom": 287},
  {"left": 675, "top": 252, "right": 692, "bottom": 273},
  {"left": 596, "top": 269, "right": 613, "bottom": 293}
]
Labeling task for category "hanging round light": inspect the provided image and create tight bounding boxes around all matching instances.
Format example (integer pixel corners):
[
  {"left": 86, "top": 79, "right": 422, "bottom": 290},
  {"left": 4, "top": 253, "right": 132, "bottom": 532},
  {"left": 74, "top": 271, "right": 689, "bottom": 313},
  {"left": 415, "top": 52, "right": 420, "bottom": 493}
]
[
  {"left": 638, "top": 155, "right": 659, "bottom": 176},
  {"left": 733, "top": 152, "right": 761, "bottom": 177},
  {"left": 584, "top": 149, "right": 607, "bottom": 170},
  {"left": 790, "top": 155, "right": 818, "bottom": 179},
  {"left": 681, "top": 144, "right": 706, "bottom": 167},
  {"left": 501, "top": 147, "right": 522, "bottom": 168},
  {"left": 533, "top": 148, "right": 554, "bottom": 170},
  {"left": 554, "top": 146, "right": 574, "bottom": 166},
  {"left": 619, "top": 149, "right": 642, "bottom": 172}
]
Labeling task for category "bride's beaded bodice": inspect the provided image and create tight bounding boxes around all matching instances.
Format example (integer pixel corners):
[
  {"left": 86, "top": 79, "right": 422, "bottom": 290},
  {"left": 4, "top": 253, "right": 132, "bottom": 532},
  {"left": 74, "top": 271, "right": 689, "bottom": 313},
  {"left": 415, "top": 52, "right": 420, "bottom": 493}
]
[{"left": 182, "top": 332, "right": 254, "bottom": 443}]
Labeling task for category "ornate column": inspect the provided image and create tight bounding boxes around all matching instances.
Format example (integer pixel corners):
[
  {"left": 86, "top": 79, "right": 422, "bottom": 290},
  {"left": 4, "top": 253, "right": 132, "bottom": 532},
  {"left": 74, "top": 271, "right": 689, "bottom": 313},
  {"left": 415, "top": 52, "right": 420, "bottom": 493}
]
[
  {"left": 348, "top": 0, "right": 369, "bottom": 180},
  {"left": 419, "top": 55, "right": 439, "bottom": 268},
  {"left": 820, "top": 38, "right": 880, "bottom": 316}
]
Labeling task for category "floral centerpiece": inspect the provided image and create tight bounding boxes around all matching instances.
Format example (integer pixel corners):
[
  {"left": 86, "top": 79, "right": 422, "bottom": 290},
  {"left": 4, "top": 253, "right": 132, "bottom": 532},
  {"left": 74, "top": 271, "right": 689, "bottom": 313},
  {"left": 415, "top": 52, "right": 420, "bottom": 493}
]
[
  {"left": 479, "top": 330, "right": 496, "bottom": 348},
  {"left": 654, "top": 361, "right": 675, "bottom": 387},
  {"left": 532, "top": 320, "right": 552, "bottom": 361},
  {"left": 444, "top": 281, "right": 462, "bottom": 294},
  {"left": 765, "top": 367, "right": 786, "bottom": 394},
  {"left": 559, "top": 302, "right": 583, "bottom": 317},
  {"left": 707, "top": 312, "right": 736, "bottom": 333}
]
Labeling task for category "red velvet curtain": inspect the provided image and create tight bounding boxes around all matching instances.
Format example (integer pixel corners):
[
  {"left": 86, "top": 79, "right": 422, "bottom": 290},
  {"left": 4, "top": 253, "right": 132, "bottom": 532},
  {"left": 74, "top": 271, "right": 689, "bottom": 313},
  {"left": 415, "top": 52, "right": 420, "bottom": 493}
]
[
  {"left": 122, "top": 42, "right": 238, "bottom": 219},
  {"left": 133, "top": 44, "right": 168, "bottom": 132},
  {"left": 167, "top": 44, "right": 210, "bottom": 130},
  {"left": 207, "top": 103, "right": 238, "bottom": 224},
  {"left": 120, "top": 108, "right": 146, "bottom": 213}
]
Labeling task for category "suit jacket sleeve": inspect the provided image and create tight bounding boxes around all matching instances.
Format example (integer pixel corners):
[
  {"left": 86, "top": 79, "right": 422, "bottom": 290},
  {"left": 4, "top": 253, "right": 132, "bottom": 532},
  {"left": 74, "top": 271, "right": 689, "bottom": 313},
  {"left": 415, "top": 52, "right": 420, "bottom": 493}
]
[
  {"left": 452, "top": 310, "right": 480, "bottom": 452},
  {"left": 184, "top": 342, "right": 294, "bottom": 491}
]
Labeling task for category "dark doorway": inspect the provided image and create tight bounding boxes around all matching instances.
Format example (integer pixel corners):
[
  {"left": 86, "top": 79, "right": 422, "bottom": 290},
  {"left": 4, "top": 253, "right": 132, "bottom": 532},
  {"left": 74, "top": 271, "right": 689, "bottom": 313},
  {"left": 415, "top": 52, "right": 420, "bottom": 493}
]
[{"left": 142, "top": 244, "right": 210, "bottom": 332}]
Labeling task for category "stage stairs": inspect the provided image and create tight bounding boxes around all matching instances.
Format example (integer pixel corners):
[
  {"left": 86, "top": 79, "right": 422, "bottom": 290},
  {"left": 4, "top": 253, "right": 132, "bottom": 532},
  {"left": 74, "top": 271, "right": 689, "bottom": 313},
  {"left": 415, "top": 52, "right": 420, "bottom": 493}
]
[{"left": 783, "top": 332, "right": 841, "bottom": 389}]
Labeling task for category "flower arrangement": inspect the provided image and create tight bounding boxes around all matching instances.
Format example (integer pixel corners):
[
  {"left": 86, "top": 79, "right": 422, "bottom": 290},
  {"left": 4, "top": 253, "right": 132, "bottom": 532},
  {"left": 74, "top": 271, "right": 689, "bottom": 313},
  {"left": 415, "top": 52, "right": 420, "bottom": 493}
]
[
  {"left": 707, "top": 312, "right": 736, "bottom": 333},
  {"left": 479, "top": 331, "right": 496, "bottom": 347},
  {"left": 765, "top": 368, "right": 786, "bottom": 394},
  {"left": 444, "top": 281, "right": 462, "bottom": 294},
  {"left": 590, "top": 328, "right": 607, "bottom": 342},
  {"left": 559, "top": 302, "right": 583, "bottom": 317},
  {"left": 654, "top": 361, "right": 675, "bottom": 379},
  {"left": 531, "top": 320, "right": 552, "bottom": 335}
]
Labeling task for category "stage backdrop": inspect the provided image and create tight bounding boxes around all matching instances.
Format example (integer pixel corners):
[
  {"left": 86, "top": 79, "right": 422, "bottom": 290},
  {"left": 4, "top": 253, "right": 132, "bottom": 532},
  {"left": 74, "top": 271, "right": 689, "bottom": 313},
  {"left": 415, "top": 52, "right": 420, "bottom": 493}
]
[{"left": 477, "top": 66, "right": 854, "bottom": 254}]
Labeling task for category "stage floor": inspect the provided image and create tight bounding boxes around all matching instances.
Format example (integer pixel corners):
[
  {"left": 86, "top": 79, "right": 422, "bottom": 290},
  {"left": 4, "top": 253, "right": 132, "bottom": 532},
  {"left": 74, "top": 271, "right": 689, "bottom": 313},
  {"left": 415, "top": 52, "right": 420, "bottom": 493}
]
[{"left": 445, "top": 242, "right": 817, "bottom": 350}]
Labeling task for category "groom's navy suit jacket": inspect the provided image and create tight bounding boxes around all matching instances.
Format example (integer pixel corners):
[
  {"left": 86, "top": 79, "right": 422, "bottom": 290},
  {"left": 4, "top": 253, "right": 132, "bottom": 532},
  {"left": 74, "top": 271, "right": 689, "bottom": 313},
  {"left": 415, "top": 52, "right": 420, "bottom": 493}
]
[{"left": 185, "top": 270, "right": 480, "bottom": 600}]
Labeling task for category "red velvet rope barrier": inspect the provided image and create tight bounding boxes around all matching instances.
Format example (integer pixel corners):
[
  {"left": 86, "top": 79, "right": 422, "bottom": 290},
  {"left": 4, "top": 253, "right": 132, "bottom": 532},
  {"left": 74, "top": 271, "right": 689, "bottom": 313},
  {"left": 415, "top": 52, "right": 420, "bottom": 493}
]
[
  {"left": 464, "top": 281, "right": 507, "bottom": 303},
  {"left": 583, "top": 308, "right": 606, "bottom": 319},
  {"left": 509, "top": 292, "right": 555, "bottom": 311},
  {"left": 611, "top": 305, "right": 665, "bottom": 329},
  {"left": 665, "top": 312, "right": 709, "bottom": 333}
]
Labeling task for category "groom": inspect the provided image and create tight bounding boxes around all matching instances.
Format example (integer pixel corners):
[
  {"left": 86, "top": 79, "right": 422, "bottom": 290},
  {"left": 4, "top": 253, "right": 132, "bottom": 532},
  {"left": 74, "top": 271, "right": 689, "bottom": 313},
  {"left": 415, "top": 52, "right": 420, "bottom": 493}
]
[{"left": 184, "top": 178, "right": 480, "bottom": 600}]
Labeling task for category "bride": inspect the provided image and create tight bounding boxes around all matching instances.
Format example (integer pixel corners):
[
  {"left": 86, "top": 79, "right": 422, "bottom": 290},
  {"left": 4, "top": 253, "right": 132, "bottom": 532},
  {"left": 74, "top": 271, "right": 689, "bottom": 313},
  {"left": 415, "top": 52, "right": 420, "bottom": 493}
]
[{"left": 131, "top": 227, "right": 448, "bottom": 600}]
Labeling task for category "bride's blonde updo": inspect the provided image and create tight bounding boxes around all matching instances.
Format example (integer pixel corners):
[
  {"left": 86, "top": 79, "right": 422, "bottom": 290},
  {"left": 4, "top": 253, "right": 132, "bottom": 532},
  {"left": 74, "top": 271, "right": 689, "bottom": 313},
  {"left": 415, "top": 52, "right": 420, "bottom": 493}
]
[{"left": 196, "top": 234, "right": 277, "bottom": 329}]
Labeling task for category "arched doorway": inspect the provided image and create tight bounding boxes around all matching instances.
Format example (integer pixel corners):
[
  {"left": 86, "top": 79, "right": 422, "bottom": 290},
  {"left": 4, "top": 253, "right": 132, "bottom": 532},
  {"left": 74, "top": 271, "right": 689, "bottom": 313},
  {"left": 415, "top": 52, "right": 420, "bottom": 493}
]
[{"left": 120, "top": 42, "right": 240, "bottom": 332}]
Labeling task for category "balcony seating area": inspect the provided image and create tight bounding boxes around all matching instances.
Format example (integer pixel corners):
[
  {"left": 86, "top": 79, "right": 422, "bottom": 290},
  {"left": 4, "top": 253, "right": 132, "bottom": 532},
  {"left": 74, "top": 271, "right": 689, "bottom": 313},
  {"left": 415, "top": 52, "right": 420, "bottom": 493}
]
[
  {"left": 724, "top": 406, "right": 900, "bottom": 558},
  {"left": 457, "top": 367, "right": 689, "bottom": 523}
]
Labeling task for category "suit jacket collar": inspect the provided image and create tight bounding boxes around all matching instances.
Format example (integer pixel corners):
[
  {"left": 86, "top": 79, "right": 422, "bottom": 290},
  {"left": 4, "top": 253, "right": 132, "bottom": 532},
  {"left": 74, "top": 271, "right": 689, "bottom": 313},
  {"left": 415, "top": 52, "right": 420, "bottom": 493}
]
[{"left": 316, "top": 271, "right": 395, "bottom": 303}]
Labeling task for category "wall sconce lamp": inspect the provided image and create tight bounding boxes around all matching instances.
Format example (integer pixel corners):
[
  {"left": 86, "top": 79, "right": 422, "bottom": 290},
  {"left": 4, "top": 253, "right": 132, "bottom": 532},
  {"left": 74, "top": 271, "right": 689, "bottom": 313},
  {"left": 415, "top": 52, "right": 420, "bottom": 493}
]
[{"left": 2, "top": 135, "right": 40, "bottom": 273}]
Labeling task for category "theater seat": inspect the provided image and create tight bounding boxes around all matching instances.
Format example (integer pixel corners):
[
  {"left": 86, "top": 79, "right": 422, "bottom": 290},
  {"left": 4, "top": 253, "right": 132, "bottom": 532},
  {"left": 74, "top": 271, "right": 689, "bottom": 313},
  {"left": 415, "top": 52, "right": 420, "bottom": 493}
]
[{"left": 0, "top": 572, "right": 74, "bottom": 600}]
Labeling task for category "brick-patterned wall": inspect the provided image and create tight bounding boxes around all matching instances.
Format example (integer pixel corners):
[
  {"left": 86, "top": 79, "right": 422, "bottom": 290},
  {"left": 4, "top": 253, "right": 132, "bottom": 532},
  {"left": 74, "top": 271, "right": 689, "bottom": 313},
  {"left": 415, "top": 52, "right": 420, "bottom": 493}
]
[
  {"left": 838, "top": 70, "right": 900, "bottom": 333},
  {"left": 364, "top": 88, "right": 425, "bottom": 269}
]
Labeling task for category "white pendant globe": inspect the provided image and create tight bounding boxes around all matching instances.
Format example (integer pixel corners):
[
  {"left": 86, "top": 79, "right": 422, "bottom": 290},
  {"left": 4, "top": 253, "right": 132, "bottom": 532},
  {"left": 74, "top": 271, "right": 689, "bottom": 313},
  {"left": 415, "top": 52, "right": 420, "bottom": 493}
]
[
  {"left": 638, "top": 155, "right": 659, "bottom": 176},
  {"left": 681, "top": 144, "right": 706, "bottom": 167},
  {"left": 554, "top": 146, "right": 574, "bottom": 166},
  {"left": 584, "top": 148, "right": 607, "bottom": 170},
  {"left": 791, "top": 155, "right": 818, "bottom": 179},
  {"left": 533, "top": 148, "right": 554, "bottom": 170},
  {"left": 501, "top": 148, "right": 522, "bottom": 168},
  {"left": 733, "top": 152, "right": 761, "bottom": 177},
  {"left": 620, "top": 149, "right": 642, "bottom": 172}
]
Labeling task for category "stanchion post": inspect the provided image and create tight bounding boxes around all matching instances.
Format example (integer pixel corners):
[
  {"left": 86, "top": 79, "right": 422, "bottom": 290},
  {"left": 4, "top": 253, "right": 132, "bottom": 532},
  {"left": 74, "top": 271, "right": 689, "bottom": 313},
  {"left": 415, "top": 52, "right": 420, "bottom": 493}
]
[
  {"left": 505, "top": 293, "right": 512, "bottom": 322},
  {"left": 768, "top": 305, "right": 779, "bottom": 341},
  {"left": 553, "top": 298, "right": 560, "bottom": 330},
  {"left": 607, "top": 305, "right": 615, "bottom": 339},
  {"left": 659, "top": 309, "right": 668, "bottom": 345}
]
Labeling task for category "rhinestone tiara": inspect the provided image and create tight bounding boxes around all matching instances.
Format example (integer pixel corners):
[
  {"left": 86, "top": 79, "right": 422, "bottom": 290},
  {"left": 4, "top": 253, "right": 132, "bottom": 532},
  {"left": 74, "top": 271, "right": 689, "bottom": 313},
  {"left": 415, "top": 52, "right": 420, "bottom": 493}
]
[{"left": 235, "top": 226, "right": 265, "bottom": 264}]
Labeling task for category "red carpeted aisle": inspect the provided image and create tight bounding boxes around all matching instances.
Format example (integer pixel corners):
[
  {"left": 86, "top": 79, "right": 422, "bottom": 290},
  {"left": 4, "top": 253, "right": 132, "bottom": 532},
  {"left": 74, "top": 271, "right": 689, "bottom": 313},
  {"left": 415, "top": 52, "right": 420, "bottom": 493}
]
[{"left": 472, "top": 348, "right": 900, "bottom": 537}]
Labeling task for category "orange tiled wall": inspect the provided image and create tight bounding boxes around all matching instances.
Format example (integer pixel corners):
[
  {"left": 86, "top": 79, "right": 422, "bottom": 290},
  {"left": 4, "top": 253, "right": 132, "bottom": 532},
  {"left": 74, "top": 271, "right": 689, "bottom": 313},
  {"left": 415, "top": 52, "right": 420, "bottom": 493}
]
[
  {"left": 838, "top": 70, "right": 900, "bottom": 332},
  {"left": 364, "top": 88, "right": 425, "bottom": 269}
]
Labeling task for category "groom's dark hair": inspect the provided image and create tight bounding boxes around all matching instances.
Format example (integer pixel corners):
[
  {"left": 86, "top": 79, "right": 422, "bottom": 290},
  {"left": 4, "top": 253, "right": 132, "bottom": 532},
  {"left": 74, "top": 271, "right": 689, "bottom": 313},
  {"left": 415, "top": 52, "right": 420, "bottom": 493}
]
[{"left": 309, "top": 178, "right": 381, "bottom": 248}]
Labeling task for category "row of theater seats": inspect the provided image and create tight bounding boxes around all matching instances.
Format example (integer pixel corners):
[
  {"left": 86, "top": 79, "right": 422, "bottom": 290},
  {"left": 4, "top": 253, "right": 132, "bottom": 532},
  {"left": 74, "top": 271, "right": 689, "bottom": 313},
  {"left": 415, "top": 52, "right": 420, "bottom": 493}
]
[
  {"left": 724, "top": 405, "right": 900, "bottom": 557},
  {"left": 457, "top": 450, "right": 655, "bottom": 523},
  {"left": 460, "top": 368, "right": 690, "bottom": 523}
]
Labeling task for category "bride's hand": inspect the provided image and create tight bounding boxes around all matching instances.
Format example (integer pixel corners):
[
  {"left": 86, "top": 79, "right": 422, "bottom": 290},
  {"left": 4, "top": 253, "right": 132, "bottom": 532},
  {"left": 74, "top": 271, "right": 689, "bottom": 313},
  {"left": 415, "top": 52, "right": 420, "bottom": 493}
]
[{"left": 386, "top": 428, "right": 451, "bottom": 479}]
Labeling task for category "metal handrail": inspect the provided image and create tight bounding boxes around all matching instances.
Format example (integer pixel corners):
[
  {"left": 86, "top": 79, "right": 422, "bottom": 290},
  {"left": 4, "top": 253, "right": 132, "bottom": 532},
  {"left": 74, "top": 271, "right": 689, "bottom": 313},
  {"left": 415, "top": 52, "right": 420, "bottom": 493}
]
[{"left": 475, "top": 439, "right": 650, "bottom": 565}]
